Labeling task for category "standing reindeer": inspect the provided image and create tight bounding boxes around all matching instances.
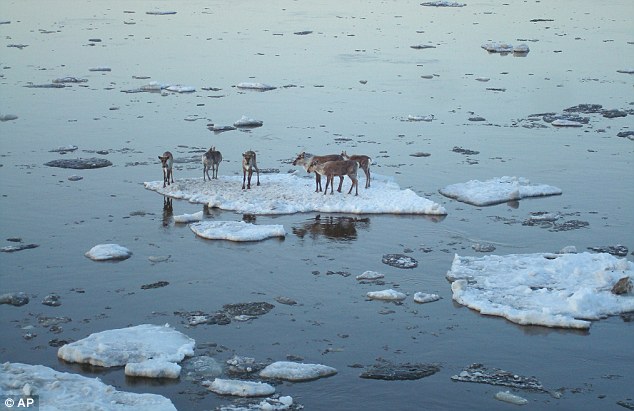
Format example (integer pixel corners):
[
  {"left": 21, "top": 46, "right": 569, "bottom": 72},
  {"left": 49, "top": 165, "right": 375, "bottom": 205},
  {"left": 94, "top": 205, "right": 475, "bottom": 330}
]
[
  {"left": 308, "top": 159, "right": 359, "bottom": 196},
  {"left": 158, "top": 151, "right": 174, "bottom": 188},
  {"left": 242, "top": 150, "right": 260, "bottom": 189},
  {"left": 203, "top": 146, "right": 222, "bottom": 180},
  {"left": 341, "top": 151, "right": 371, "bottom": 188},
  {"left": 292, "top": 151, "right": 344, "bottom": 192}
]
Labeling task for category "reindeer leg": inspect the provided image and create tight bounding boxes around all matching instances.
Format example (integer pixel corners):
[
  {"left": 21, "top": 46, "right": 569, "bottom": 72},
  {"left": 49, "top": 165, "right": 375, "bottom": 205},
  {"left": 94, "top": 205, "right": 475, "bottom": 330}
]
[
  {"left": 256, "top": 167, "right": 260, "bottom": 186},
  {"left": 315, "top": 173, "right": 321, "bottom": 192},
  {"left": 242, "top": 170, "right": 246, "bottom": 189},
  {"left": 366, "top": 168, "right": 370, "bottom": 188},
  {"left": 337, "top": 176, "right": 343, "bottom": 193}
]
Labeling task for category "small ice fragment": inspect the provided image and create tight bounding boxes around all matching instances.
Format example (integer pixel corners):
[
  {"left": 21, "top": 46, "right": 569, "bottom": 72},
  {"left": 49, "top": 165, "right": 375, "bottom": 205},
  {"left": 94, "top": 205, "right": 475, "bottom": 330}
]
[{"left": 495, "top": 390, "right": 529, "bottom": 405}]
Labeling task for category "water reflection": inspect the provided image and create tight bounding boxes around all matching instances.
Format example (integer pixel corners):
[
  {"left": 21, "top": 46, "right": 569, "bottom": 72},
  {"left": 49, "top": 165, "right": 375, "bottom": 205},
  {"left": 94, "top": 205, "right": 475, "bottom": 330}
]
[
  {"left": 292, "top": 215, "right": 370, "bottom": 242},
  {"left": 162, "top": 197, "right": 173, "bottom": 227}
]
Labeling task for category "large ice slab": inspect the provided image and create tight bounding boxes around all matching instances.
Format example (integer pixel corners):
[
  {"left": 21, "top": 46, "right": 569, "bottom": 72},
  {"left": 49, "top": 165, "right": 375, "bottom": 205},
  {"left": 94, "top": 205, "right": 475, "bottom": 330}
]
[
  {"left": 0, "top": 362, "right": 176, "bottom": 410},
  {"left": 190, "top": 221, "right": 286, "bottom": 241},
  {"left": 259, "top": 361, "right": 338, "bottom": 381},
  {"left": 446, "top": 252, "right": 634, "bottom": 329},
  {"left": 85, "top": 244, "right": 132, "bottom": 261},
  {"left": 144, "top": 173, "right": 447, "bottom": 215},
  {"left": 205, "top": 378, "right": 275, "bottom": 397},
  {"left": 57, "top": 324, "right": 195, "bottom": 377},
  {"left": 439, "top": 176, "right": 562, "bottom": 206}
]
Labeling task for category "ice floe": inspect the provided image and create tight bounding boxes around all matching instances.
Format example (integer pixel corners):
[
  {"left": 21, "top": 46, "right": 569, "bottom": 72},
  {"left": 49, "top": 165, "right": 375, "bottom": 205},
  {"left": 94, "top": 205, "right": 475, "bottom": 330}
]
[
  {"left": 446, "top": 252, "right": 634, "bottom": 329},
  {"left": 421, "top": 1, "right": 466, "bottom": 6},
  {"left": 367, "top": 289, "right": 407, "bottom": 301},
  {"left": 551, "top": 119, "right": 584, "bottom": 127},
  {"left": 205, "top": 378, "right": 275, "bottom": 397},
  {"left": 173, "top": 210, "right": 204, "bottom": 223},
  {"left": 439, "top": 176, "right": 562, "bottom": 206},
  {"left": 414, "top": 292, "right": 441, "bottom": 304},
  {"left": 407, "top": 114, "right": 434, "bottom": 122},
  {"left": 57, "top": 324, "right": 195, "bottom": 377},
  {"left": 0, "top": 362, "right": 177, "bottom": 410},
  {"left": 0, "top": 114, "right": 18, "bottom": 121},
  {"left": 144, "top": 173, "right": 447, "bottom": 215},
  {"left": 233, "top": 115, "right": 264, "bottom": 128},
  {"left": 259, "top": 361, "right": 337, "bottom": 381},
  {"left": 165, "top": 84, "right": 195, "bottom": 93},
  {"left": 236, "top": 82, "right": 277, "bottom": 91},
  {"left": 495, "top": 391, "right": 529, "bottom": 405},
  {"left": 356, "top": 271, "right": 385, "bottom": 280},
  {"left": 482, "top": 42, "right": 529, "bottom": 54},
  {"left": 85, "top": 243, "right": 132, "bottom": 261},
  {"left": 189, "top": 221, "right": 286, "bottom": 242}
]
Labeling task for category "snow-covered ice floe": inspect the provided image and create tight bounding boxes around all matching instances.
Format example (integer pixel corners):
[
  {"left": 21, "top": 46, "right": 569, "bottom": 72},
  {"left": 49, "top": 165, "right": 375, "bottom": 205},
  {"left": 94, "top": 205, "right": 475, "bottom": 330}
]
[
  {"left": 236, "top": 82, "right": 276, "bottom": 91},
  {"left": 173, "top": 211, "right": 204, "bottom": 223},
  {"left": 481, "top": 42, "right": 529, "bottom": 54},
  {"left": 414, "top": 292, "right": 441, "bottom": 304},
  {"left": 190, "top": 221, "right": 286, "bottom": 242},
  {"left": 259, "top": 361, "right": 337, "bottom": 381},
  {"left": 165, "top": 84, "right": 195, "bottom": 93},
  {"left": 407, "top": 114, "right": 434, "bottom": 122},
  {"left": 233, "top": 115, "right": 263, "bottom": 127},
  {"left": 439, "top": 176, "right": 561, "bottom": 206},
  {"left": 85, "top": 243, "right": 132, "bottom": 261},
  {"left": 421, "top": 1, "right": 466, "bottom": 6},
  {"left": 367, "top": 289, "right": 407, "bottom": 301},
  {"left": 0, "top": 362, "right": 177, "bottom": 410},
  {"left": 205, "top": 378, "right": 275, "bottom": 397},
  {"left": 57, "top": 324, "right": 195, "bottom": 377},
  {"left": 446, "top": 252, "right": 634, "bottom": 329},
  {"left": 144, "top": 173, "right": 447, "bottom": 215}
]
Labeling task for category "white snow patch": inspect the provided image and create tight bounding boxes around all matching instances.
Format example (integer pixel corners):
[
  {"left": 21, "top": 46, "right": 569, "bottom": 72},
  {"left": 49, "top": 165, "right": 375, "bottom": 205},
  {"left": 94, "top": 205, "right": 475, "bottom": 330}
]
[
  {"left": 190, "top": 221, "right": 286, "bottom": 241},
  {"left": 206, "top": 378, "right": 275, "bottom": 397},
  {"left": 552, "top": 119, "right": 583, "bottom": 127},
  {"left": 414, "top": 292, "right": 441, "bottom": 304},
  {"left": 173, "top": 211, "right": 204, "bottom": 223},
  {"left": 165, "top": 84, "right": 195, "bottom": 93},
  {"left": 356, "top": 270, "right": 385, "bottom": 280},
  {"left": 144, "top": 173, "right": 447, "bottom": 215},
  {"left": 0, "top": 362, "right": 176, "bottom": 410},
  {"left": 446, "top": 252, "right": 634, "bottom": 329},
  {"left": 85, "top": 243, "right": 132, "bottom": 261},
  {"left": 439, "top": 176, "right": 562, "bottom": 206},
  {"left": 407, "top": 114, "right": 434, "bottom": 122},
  {"left": 57, "top": 324, "right": 195, "bottom": 376},
  {"left": 367, "top": 289, "right": 407, "bottom": 301},
  {"left": 259, "top": 361, "right": 338, "bottom": 382}
]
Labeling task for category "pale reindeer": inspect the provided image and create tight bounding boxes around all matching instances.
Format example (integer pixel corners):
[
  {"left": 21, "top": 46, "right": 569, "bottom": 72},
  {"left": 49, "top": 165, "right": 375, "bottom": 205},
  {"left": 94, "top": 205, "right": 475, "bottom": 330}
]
[
  {"left": 307, "top": 159, "right": 359, "bottom": 196},
  {"left": 158, "top": 151, "right": 174, "bottom": 188},
  {"left": 242, "top": 150, "right": 260, "bottom": 189},
  {"left": 203, "top": 146, "right": 222, "bottom": 180},
  {"left": 292, "top": 151, "right": 344, "bottom": 192},
  {"left": 341, "top": 151, "right": 371, "bottom": 188}
]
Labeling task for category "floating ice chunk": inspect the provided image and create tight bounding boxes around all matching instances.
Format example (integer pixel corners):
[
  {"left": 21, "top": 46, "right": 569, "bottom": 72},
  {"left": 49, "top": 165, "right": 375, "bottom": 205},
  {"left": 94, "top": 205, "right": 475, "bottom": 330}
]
[
  {"left": 475, "top": 77, "right": 490, "bottom": 82},
  {"left": 205, "top": 378, "right": 275, "bottom": 397},
  {"left": 146, "top": 10, "right": 177, "bottom": 15},
  {"left": 144, "top": 174, "right": 447, "bottom": 216},
  {"left": 89, "top": 67, "right": 111, "bottom": 72},
  {"left": 356, "top": 270, "right": 385, "bottom": 280},
  {"left": 85, "top": 244, "right": 132, "bottom": 261},
  {"left": 495, "top": 391, "right": 529, "bottom": 405},
  {"left": 125, "top": 359, "right": 182, "bottom": 378},
  {"left": 551, "top": 119, "right": 583, "bottom": 127},
  {"left": 259, "top": 361, "right": 337, "bottom": 381},
  {"left": 0, "top": 363, "right": 177, "bottom": 410},
  {"left": 367, "top": 289, "right": 407, "bottom": 301},
  {"left": 439, "top": 176, "right": 562, "bottom": 206},
  {"left": 446, "top": 252, "right": 634, "bottom": 329},
  {"left": 0, "top": 114, "right": 18, "bottom": 121},
  {"left": 482, "top": 42, "right": 529, "bottom": 54},
  {"left": 421, "top": 1, "right": 466, "bottom": 6},
  {"left": 234, "top": 115, "right": 263, "bottom": 128},
  {"left": 414, "top": 292, "right": 441, "bottom": 304},
  {"left": 173, "top": 211, "right": 204, "bottom": 223},
  {"left": 190, "top": 221, "right": 286, "bottom": 241},
  {"left": 616, "top": 68, "right": 634, "bottom": 74},
  {"left": 50, "top": 144, "right": 78, "bottom": 153},
  {"left": 57, "top": 324, "right": 195, "bottom": 370},
  {"left": 53, "top": 77, "right": 87, "bottom": 83},
  {"left": 165, "top": 85, "right": 195, "bottom": 93},
  {"left": 236, "top": 82, "right": 277, "bottom": 91},
  {"left": 407, "top": 114, "right": 434, "bottom": 122},
  {"left": 208, "top": 124, "right": 237, "bottom": 132}
]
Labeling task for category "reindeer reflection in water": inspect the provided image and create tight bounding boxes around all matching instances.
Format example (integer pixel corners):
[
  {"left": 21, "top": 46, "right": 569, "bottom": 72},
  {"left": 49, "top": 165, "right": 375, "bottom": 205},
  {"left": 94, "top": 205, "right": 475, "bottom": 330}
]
[
  {"left": 162, "top": 196, "right": 173, "bottom": 227},
  {"left": 292, "top": 215, "right": 370, "bottom": 241}
]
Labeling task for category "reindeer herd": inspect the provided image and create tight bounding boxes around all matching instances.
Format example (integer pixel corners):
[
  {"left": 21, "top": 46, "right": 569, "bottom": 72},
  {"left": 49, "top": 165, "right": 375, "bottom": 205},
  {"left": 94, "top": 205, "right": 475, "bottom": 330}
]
[{"left": 158, "top": 149, "right": 371, "bottom": 195}]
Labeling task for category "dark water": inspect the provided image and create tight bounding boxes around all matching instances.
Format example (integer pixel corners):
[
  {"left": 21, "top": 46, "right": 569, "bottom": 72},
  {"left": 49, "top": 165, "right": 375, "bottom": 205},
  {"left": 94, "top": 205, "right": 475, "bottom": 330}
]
[{"left": 1, "top": 1, "right": 633, "bottom": 410}]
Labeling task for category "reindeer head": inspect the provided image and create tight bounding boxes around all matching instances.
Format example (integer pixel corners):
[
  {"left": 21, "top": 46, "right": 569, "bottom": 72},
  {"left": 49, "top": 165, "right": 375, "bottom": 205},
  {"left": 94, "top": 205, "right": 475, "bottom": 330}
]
[{"left": 292, "top": 151, "right": 306, "bottom": 166}]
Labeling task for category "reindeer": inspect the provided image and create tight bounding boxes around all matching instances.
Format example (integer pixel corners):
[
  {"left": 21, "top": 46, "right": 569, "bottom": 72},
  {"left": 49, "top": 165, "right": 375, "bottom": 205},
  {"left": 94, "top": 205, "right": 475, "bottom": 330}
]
[
  {"left": 307, "top": 159, "right": 359, "bottom": 196},
  {"left": 158, "top": 151, "right": 174, "bottom": 188},
  {"left": 203, "top": 146, "right": 222, "bottom": 180},
  {"left": 341, "top": 151, "right": 372, "bottom": 188},
  {"left": 242, "top": 150, "right": 260, "bottom": 189},
  {"left": 292, "top": 151, "right": 344, "bottom": 192}
]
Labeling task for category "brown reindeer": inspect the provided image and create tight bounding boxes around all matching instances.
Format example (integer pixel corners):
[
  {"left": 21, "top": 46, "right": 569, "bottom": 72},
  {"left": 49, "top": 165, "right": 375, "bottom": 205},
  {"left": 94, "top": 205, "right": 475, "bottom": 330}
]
[
  {"left": 158, "top": 151, "right": 174, "bottom": 188},
  {"left": 292, "top": 151, "right": 344, "bottom": 192},
  {"left": 203, "top": 146, "right": 222, "bottom": 180},
  {"left": 242, "top": 150, "right": 260, "bottom": 189},
  {"left": 341, "top": 151, "right": 371, "bottom": 188},
  {"left": 308, "top": 159, "right": 359, "bottom": 196}
]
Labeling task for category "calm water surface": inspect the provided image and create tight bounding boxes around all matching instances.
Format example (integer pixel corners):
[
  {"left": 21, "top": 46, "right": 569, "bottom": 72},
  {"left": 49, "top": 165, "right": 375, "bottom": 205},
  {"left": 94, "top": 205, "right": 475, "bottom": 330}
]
[{"left": 1, "top": 1, "right": 633, "bottom": 410}]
